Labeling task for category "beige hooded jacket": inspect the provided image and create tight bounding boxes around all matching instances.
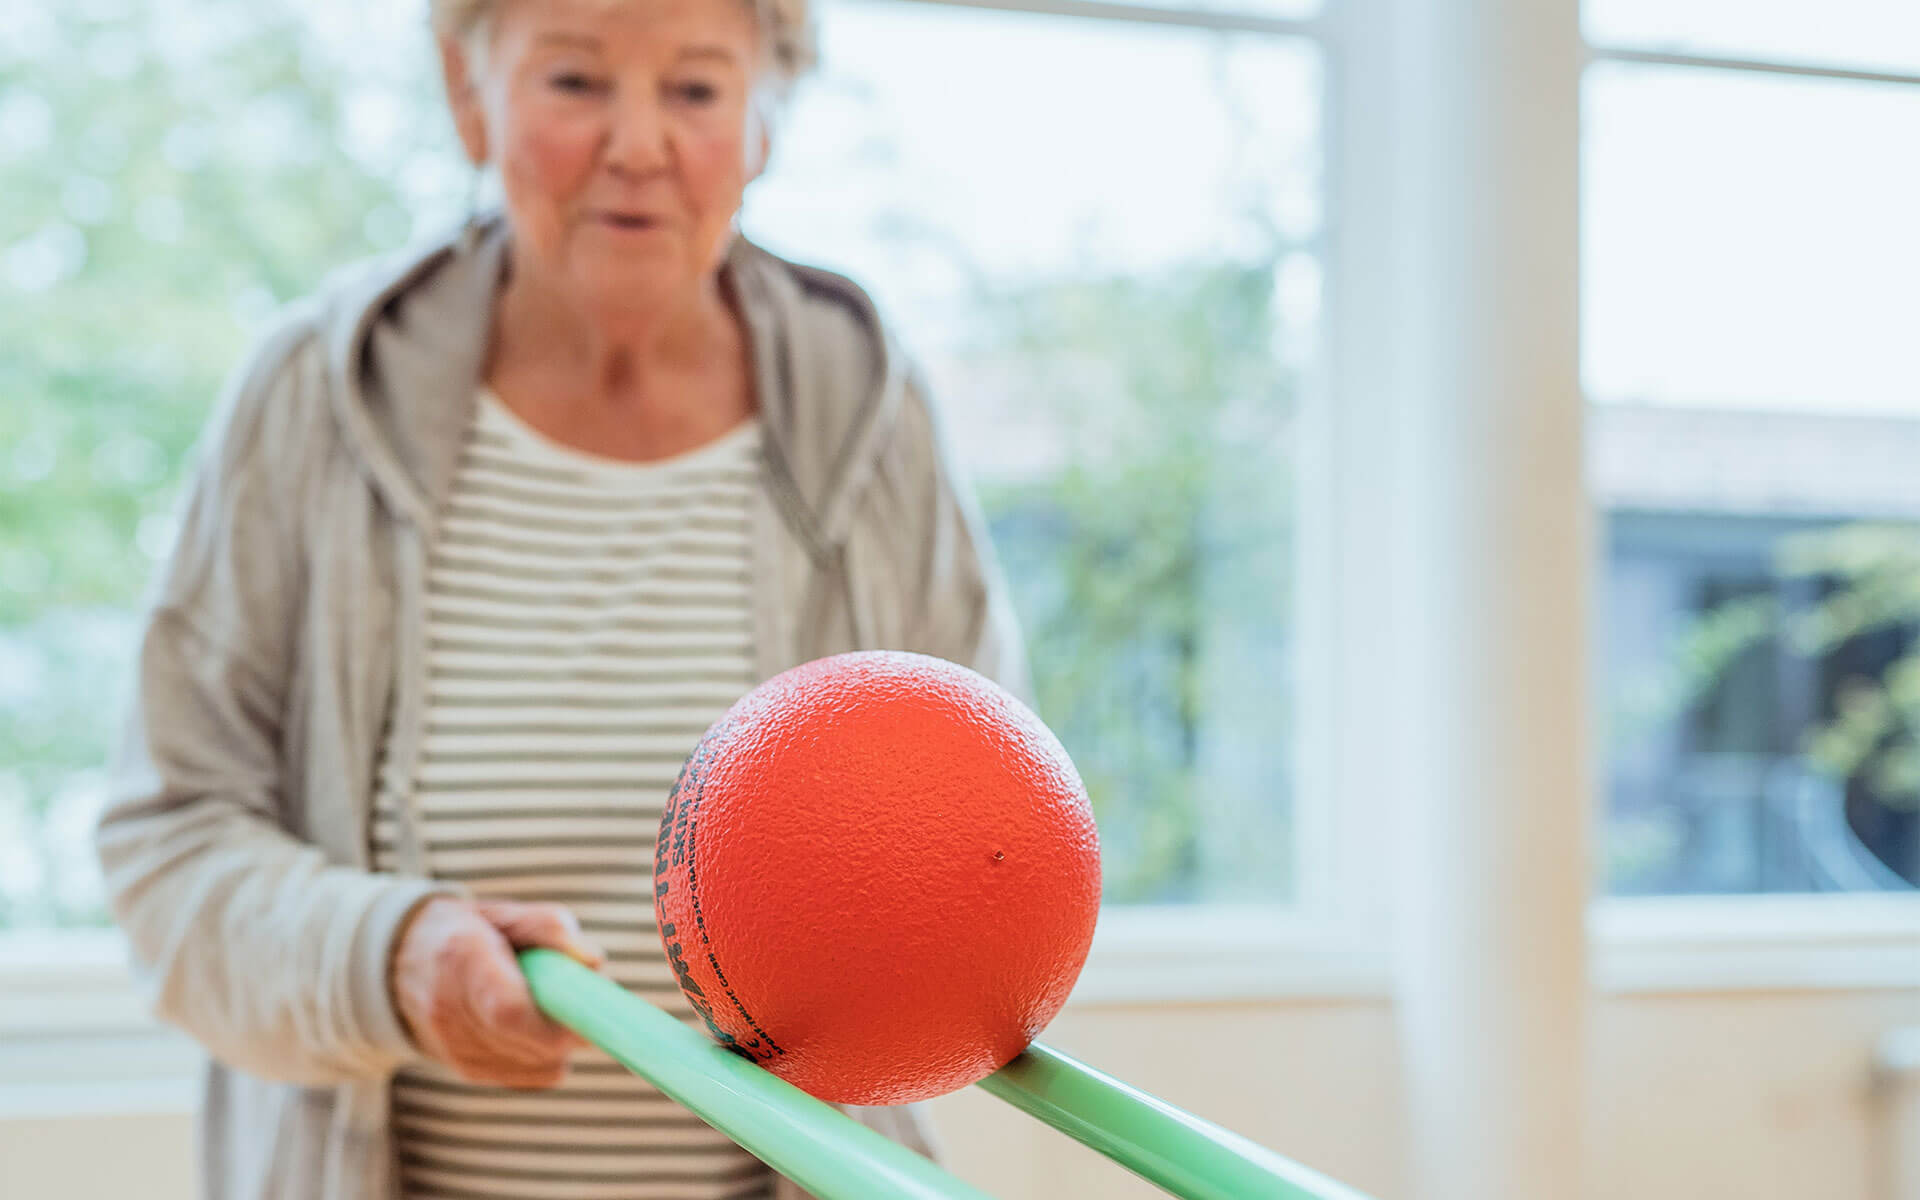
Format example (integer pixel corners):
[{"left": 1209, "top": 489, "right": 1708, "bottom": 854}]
[{"left": 95, "top": 215, "right": 1028, "bottom": 1200}]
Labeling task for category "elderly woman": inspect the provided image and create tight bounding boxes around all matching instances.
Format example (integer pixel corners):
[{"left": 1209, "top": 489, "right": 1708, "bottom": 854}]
[{"left": 94, "top": 0, "right": 1026, "bottom": 1197}]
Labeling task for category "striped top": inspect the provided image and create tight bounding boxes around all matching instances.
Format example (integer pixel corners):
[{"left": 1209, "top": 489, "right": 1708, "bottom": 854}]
[{"left": 372, "top": 390, "right": 774, "bottom": 1200}]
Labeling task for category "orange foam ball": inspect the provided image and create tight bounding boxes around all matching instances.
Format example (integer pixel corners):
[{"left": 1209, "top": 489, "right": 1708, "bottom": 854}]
[{"left": 653, "top": 650, "right": 1101, "bottom": 1105}]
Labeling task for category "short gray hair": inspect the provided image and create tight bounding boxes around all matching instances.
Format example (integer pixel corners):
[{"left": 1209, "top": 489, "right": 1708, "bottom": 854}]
[{"left": 430, "top": 0, "right": 817, "bottom": 101}]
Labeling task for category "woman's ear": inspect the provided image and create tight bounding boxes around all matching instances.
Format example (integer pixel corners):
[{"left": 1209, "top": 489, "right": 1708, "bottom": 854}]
[{"left": 438, "top": 35, "right": 490, "bottom": 166}]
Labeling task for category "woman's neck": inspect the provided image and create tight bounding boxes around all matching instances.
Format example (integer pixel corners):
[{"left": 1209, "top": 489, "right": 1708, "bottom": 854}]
[
  {"left": 482, "top": 258, "right": 756, "bottom": 462},
  {"left": 489, "top": 262, "right": 733, "bottom": 400}
]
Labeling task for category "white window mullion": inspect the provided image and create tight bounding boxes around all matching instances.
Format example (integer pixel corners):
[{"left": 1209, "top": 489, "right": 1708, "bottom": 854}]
[
  {"left": 1362, "top": 0, "right": 1592, "bottom": 1197},
  {"left": 1300, "top": 0, "right": 1404, "bottom": 948}
]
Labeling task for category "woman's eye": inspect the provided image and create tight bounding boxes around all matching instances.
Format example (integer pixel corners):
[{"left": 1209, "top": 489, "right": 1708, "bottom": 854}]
[
  {"left": 548, "top": 71, "right": 605, "bottom": 94},
  {"left": 672, "top": 81, "right": 719, "bottom": 105}
]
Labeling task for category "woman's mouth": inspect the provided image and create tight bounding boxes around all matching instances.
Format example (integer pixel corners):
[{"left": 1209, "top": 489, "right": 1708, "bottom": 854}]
[{"left": 599, "top": 211, "right": 663, "bottom": 233}]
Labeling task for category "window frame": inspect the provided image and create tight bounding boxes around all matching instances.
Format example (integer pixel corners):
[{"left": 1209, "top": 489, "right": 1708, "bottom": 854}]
[
  {"left": 0, "top": 0, "right": 1347, "bottom": 1112},
  {"left": 7, "top": 0, "right": 1920, "bottom": 1119},
  {"left": 1573, "top": 34, "right": 1920, "bottom": 932}
]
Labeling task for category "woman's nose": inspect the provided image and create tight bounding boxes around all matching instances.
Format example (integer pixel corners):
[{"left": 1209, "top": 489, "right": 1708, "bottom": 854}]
[{"left": 604, "top": 91, "right": 670, "bottom": 176}]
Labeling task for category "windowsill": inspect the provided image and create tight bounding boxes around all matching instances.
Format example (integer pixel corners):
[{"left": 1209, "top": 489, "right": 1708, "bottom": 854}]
[
  {"left": 1071, "top": 905, "right": 1392, "bottom": 1004},
  {"left": 0, "top": 929, "right": 209, "bottom": 1121},
  {"left": 1589, "top": 892, "right": 1920, "bottom": 993},
  {"left": 3, "top": 893, "right": 1915, "bottom": 1119}
]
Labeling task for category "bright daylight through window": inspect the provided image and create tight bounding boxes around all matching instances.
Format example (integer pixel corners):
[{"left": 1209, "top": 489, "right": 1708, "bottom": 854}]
[
  {"left": 1584, "top": 0, "right": 1920, "bottom": 896},
  {"left": 0, "top": 0, "right": 1318, "bottom": 930},
  {"left": 7, "top": 0, "right": 1917, "bottom": 938}
]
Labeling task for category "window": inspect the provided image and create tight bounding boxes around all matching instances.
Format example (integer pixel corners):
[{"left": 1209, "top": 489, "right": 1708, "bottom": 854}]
[
  {"left": 1585, "top": 4, "right": 1920, "bottom": 895},
  {"left": 744, "top": 0, "right": 1320, "bottom": 904},
  {"left": 0, "top": 0, "right": 1317, "bottom": 930},
  {"left": 1, "top": 0, "right": 467, "bottom": 932}
]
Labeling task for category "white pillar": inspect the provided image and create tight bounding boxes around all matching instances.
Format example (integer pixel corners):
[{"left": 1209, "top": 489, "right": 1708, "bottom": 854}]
[{"left": 1348, "top": 0, "right": 1591, "bottom": 1194}]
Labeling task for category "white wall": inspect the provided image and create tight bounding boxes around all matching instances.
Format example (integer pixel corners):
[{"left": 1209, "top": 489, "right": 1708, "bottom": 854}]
[
  {"left": 1591, "top": 989, "right": 1917, "bottom": 1200},
  {"left": 7, "top": 988, "right": 1912, "bottom": 1200}
]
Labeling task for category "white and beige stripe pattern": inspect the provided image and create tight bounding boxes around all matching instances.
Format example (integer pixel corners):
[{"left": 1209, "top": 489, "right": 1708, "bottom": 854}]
[{"left": 372, "top": 390, "right": 774, "bottom": 1200}]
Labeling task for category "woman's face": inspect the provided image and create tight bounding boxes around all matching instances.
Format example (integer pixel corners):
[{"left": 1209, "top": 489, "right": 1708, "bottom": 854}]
[{"left": 445, "top": 0, "right": 768, "bottom": 322}]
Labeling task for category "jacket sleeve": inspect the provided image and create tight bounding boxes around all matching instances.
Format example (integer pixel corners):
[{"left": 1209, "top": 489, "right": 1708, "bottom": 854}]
[
  {"left": 890, "top": 367, "right": 1036, "bottom": 706},
  {"left": 94, "top": 321, "right": 453, "bottom": 1085}
]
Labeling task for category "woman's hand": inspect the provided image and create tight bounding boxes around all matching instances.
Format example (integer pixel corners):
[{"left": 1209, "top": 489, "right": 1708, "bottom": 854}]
[{"left": 390, "top": 896, "right": 606, "bottom": 1089}]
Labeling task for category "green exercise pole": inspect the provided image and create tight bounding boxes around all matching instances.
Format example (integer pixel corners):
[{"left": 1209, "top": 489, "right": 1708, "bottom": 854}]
[
  {"left": 522, "top": 948, "right": 1372, "bottom": 1200},
  {"left": 519, "top": 949, "right": 990, "bottom": 1200},
  {"left": 976, "top": 1042, "right": 1375, "bottom": 1200}
]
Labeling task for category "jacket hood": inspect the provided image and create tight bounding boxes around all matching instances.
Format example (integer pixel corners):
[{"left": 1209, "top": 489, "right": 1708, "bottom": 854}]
[{"left": 311, "top": 212, "right": 910, "bottom": 560}]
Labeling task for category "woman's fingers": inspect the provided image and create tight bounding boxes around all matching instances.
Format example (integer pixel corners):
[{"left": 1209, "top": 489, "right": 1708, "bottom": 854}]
[
  {"left": 391, "top": 896, "right": 589, "bottom": 1088},
  {"left": 477, "top": 899, "right": 607, "bottom": 968},
  {"left": 464, "top": 927, "right": 585, "bottom": 1052}
]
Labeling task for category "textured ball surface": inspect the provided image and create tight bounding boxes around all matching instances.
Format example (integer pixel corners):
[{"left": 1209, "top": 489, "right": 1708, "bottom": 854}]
[{"left": 653, "top": 650, "right": 1101, "bottom": 1105}]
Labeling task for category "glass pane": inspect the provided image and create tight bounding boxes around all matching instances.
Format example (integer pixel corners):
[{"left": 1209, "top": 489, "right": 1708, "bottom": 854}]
[
  {"left": 1, "top": 0, "right": 467, "bottom": 931},
  {"left": 1585, "top": 0, "right": 1920, "bottom": 76},
  {"left": 747, "top": 0, "right": 1321, "bottom": 904},
  {"left": 3, "top": 0, "right": 1318, "bottom": 925},
  {"left": 1583, "top": 64, "right": 1920, "bottom": 416},
  {"left": 1599, "top": 502, "right": 1920, "bottom": 895},
  {"left": 1586, "top": 64, "right": 1920, "bottom": 895}
]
